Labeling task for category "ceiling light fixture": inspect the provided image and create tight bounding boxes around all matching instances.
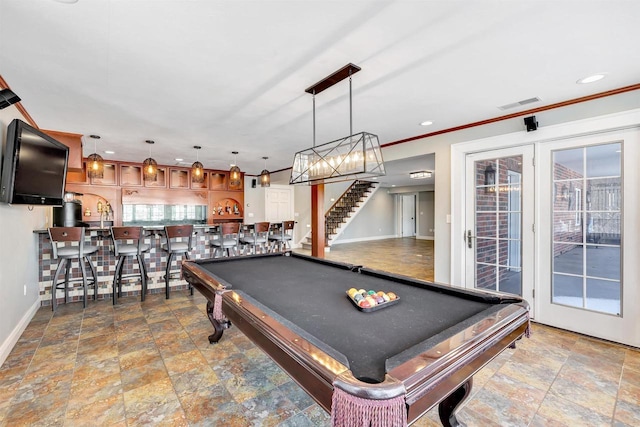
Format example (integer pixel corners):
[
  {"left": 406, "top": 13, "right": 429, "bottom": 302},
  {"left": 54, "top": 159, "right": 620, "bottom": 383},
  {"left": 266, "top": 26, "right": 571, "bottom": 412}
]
[
  {"left": 191, "top": 146, "right": 205, "bottom": 183},
  {"left": 290, "top": 63, "right": 385, "bottom": 185},
  {"left": 409, "top": 171, "right": 432, "bottom": 179},
  {"left": 104, "top": 150, "right": 115, "bottom": 154},
  {"left": 142, "top": 140, "right": 158, "bottom": 182},
  {"left": 577, "top": 73, "right": 606, "bottom": 84},
  {"left": 229, "top": 151, "right": 241, "bottom": 187},
  {"left": 420, "top": 120, "right": 433, "bottom": 126},
  {"left": 260, "top": 157, "right": 271, "bottom": 187},
  {"left": 86, "top": 135, "right": 104, "bottom": 179}
]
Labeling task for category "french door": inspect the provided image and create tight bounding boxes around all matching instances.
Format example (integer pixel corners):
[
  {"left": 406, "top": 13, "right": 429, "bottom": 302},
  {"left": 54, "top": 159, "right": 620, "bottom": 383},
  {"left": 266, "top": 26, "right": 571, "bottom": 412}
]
[
  {"left": 464, "top": 146, "right": 534, "bottom": 309},
  {"left": 537, "top": 131, "right": 639, "bottom": 346}
]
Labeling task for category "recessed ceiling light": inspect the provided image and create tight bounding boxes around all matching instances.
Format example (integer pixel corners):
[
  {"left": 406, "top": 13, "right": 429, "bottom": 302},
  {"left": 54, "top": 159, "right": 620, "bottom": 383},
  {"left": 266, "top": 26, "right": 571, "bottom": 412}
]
[
  {"left": 175, "top": 158, "right": 184, "bottom": 162},
  {"left": 576, "top": 73, "right": 607, "bottom": 84},
  {"left": 52, "top": 0, "right": 79, "bottom": 3},
  {"left": 391, "top": 184, "right": 396, "bottom": 187},
  {"left": 104, "top": 150, "right": 115, "bottom": 154},
  {"left": 420, "top": 120, "right": 433, "bottom": 126}
]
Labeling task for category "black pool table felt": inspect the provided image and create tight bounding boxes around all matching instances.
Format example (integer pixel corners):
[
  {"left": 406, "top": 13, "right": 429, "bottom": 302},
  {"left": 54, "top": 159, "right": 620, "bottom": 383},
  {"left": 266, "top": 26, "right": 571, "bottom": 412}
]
[{"left": 198, "top": 255, "right": 506, "bottom": 383}]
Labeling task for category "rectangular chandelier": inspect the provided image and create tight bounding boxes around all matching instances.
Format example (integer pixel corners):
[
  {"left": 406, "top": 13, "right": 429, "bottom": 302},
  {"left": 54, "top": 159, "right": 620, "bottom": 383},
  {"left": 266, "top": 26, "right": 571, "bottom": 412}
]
[{"left": 290, "top": 131, "right": 385, "bottom": 185}]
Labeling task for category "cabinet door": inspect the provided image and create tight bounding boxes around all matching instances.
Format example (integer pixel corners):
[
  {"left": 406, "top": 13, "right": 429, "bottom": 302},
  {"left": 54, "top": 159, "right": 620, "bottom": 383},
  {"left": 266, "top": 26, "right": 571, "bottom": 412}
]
[
  {"left": 191, "top": 171, "right": 209, "bottom": 189},
  {"left": 210, "top": 172, "right": 228, "bottom": 190},
  {"left": 144, "top": 167, "right": 166, "bottom": 187},
  {"left": 120, "top": 165, "right": 143, "bottom": 186},
  {"left": 229, "top": 172, "right": 244, "bottom": 191},
  {"left": 90, "top": 163, "right": 117, "bottom": 185},
  {"left": 170, "top": 168, "right": 190, "bottom": 189}
]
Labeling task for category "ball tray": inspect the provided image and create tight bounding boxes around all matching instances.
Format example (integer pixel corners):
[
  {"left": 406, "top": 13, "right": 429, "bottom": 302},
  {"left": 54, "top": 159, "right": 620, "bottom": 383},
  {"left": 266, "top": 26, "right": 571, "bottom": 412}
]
[{"left": 346, "top": 291, "right": 400, "bottom": 313}]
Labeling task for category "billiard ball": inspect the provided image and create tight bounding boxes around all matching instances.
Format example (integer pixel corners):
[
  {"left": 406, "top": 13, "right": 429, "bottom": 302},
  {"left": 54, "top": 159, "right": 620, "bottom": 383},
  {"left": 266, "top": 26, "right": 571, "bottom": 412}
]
[
  {"left": 359, "top": 300, "right": 371, "bottom": 308},
  {"left": 387, "top": 292, "right": 397, "bottom": 300}
]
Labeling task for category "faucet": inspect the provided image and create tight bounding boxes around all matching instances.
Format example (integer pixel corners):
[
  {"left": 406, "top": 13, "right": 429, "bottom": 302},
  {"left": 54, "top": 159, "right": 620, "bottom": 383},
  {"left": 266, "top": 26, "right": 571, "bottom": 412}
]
[{"left": 97, "top": 200, "right": 111, "bottom": 229}]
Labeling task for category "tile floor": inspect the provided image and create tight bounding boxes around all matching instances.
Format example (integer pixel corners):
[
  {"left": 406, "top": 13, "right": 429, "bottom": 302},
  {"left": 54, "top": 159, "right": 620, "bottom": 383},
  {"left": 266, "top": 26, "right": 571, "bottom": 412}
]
[{"left": 1, "top": 238, "right": 639, "bottom": 426}]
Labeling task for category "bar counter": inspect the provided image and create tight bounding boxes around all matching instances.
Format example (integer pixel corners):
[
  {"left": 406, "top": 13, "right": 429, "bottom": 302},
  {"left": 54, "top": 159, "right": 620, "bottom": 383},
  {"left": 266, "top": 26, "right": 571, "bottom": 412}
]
[{"left": 34, "top": 225, "right": 221, "bottom": 306}]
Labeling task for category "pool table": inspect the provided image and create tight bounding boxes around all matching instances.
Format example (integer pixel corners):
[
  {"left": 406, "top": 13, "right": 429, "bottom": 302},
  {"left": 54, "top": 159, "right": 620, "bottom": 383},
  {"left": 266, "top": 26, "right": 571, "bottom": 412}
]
[{"left": 182, "top": 252, "right": 529, "bottom": 426}]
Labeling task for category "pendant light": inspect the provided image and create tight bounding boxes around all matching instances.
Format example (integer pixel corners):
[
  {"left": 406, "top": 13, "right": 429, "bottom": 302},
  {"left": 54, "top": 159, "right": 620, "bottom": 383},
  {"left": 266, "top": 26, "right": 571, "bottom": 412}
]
[
  {"left": 290, "top": 63, "right": 385, "bottom": 185},
  {"left": 260, "top": 156, "right": 270, "bottom": 187},
  {"left": 229, "top": 151, "right": 241, "bottom": 187},
  {"left": 142, "top": 140, "right": 158, "bottom": 182},
  {"left": 191, "top": 145, "right": 205, "bottom": 183},
  {"left": 86, "top": 134, "right": 104, "bottom": 179}
]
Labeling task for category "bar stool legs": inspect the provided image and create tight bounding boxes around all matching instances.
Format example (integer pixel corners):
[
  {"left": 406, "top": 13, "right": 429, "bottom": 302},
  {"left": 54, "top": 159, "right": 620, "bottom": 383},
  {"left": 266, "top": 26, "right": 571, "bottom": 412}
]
[
  {"left": 165, "top": 252, "right": 191, "bottom": 299},
  {"left": 51, "top": 255, "right": 98, "bottom": 311},
  {"left": 112, "top": 253, "right": 148, "bottom": 305}
]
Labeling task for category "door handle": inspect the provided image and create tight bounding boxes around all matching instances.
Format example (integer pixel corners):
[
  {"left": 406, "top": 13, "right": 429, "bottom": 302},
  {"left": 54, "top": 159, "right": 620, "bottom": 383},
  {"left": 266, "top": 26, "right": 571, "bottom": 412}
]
[{"left": 466, "top": 230, "right": 475, "bottom": 248}]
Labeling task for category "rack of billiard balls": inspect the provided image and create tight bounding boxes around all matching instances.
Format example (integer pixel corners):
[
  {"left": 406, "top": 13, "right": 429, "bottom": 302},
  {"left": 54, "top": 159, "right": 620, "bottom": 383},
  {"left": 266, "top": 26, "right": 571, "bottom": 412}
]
[{"left": 347, "top": 288, "right": 399, "bottom": 312}]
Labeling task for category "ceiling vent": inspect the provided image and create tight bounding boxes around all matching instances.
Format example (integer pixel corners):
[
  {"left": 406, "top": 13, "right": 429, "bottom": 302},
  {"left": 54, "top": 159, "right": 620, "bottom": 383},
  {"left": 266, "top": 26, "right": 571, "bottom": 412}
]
[{"left": 498, "top": 97, "right": 541, "bottom": 111}]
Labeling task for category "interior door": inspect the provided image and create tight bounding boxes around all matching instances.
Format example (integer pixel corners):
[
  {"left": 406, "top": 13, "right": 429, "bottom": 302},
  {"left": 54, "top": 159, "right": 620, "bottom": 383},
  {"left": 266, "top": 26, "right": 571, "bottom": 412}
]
[
  {"left": 401, "top": 194, "right": 416, "bottom": 237},
  {"left": 465, "top": 146, "right": 534, "bottom": 308},
  {"left": 537, "top": 131, "right": 639, "bottom": 346},
  {"left": 265, "top": 186, "right": 293, "bottom": 222}
]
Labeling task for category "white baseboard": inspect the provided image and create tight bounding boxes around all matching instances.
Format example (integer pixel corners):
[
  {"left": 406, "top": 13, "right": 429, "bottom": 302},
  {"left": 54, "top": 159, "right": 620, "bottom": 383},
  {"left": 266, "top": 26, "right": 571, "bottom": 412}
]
[
  {"left": 331, "top": 234, "right": 398, "bottom": 245},
  {"left": 416, "top": 235, "right": 435, "bottom": 240},
  {"left": 0, "top": 299, "right": 41, "bottom": 366}
]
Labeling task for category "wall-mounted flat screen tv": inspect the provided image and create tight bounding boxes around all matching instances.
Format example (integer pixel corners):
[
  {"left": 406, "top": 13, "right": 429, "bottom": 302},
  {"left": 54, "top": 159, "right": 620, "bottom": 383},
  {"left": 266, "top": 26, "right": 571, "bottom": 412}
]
[{"left": 0, "top": 118, "right": 69, "bottom": 206}]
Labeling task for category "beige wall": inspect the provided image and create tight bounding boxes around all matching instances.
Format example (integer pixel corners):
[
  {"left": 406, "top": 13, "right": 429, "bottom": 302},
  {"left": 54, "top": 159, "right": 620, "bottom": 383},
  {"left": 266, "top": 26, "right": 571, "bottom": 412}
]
[{"left": 0, "top": 107, "right": 47, "bottom": 365}]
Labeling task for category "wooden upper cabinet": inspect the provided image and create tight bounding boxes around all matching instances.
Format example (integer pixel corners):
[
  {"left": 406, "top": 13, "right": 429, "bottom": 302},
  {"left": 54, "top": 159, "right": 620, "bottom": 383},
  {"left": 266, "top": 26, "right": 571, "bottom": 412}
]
[
  {"left": 210, "top": 172, "right": 228, "bottom": 190},
  {"left": 228, "top": 172, "right": 244, "bottom": 191},
  {"left": 89, "top": 162, "right": 117, "bottom": 185},
  {"left": 144, "top": 167, "right": 166, "bottom": 188},
  {"left": 42, "top": 130, "right": 83, "bottom": 171},
  {"left": 170, "top": 168, "right": 190, "bottom": 189},
  {"left": 120, "top": 164, "right": 143, "bottom": 187}
]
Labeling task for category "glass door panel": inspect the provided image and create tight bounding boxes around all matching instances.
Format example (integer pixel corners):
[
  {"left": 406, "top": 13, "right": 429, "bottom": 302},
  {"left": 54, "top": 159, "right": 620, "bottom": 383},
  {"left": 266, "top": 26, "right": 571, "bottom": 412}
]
[
  {"left": 551, "top": 142, "right": 621, "bottom": 316},
  {"left": 473, "top": 155, "right": 523, "bottom": 295}
]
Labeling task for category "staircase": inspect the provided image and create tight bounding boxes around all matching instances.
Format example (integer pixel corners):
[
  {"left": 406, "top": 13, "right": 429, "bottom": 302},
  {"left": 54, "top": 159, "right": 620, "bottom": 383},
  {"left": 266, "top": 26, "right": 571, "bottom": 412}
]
[{"left": 301, "top": 180, "right": 378, "bottom": 250}]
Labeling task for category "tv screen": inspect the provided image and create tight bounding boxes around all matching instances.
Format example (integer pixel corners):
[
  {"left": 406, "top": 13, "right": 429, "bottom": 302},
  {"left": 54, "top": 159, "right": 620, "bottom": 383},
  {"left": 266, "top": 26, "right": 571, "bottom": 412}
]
[{"left": 0, "top": 119, "right": 69, "bottom": 205}]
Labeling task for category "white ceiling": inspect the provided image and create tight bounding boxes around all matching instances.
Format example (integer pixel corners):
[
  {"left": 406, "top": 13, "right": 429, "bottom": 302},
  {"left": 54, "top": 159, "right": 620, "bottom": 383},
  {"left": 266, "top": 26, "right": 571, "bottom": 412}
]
[{"left": 1, "top": 0, "right": 639, "bottom": 186}]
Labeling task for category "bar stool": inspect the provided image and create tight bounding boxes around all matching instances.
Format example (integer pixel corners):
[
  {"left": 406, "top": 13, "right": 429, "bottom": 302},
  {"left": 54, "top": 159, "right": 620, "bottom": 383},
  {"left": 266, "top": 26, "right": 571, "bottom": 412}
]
[
  {"left": 48, "top": 227, "right": 99, "bottom": 311},
  {"left": 211, "top": 222, "right": 241, "bottom": 257},
  {"left": 162, "top": 224, "right": 194, "bottom": 299},
  {"left": 111, "top": 226, "right": 150, "bottom": 305},
  {"left": 268, "top": 220, "right": 295, "bottom": 252},
  {"left": 240, "top": 222, "right": 270, "bottom": 255}
]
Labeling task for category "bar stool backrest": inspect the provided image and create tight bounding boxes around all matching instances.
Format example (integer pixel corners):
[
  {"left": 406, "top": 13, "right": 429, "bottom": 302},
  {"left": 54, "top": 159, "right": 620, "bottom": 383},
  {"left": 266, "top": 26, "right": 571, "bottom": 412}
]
[
  {"left": 48, "top": 227, "right": 86, "bottom": 258},
  {"left": 111, "top": 226, "right": 145, "bottom": 256},
  {"left": 164, "top": 224, "right": 194, "bottom": 252},
  {"left": 220, "top": 222, "right": 240, "bottom": 236},
  {"left": 254, "top": 222, "right": 270, "bottom": 234}
]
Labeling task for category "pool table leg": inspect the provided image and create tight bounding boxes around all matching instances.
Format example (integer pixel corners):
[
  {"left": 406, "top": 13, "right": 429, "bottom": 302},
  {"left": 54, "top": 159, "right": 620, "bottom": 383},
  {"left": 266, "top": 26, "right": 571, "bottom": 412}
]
[
  {"left": 206, "top": 300, "right": 227, "bottom": 343},
  {"left": 438, "top": 378, "right": 472, "bottom": 427}
]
